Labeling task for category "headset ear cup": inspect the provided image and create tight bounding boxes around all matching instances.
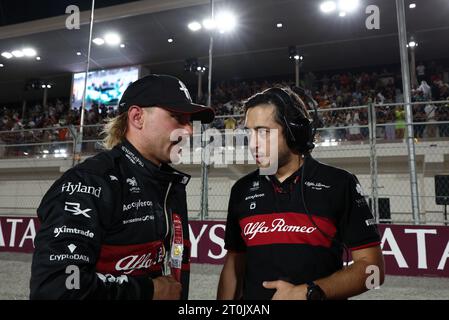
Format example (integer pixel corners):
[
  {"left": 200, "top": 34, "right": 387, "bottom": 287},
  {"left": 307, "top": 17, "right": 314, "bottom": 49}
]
[
  {"left": 266, "top": 86, "right": 316, "bottom": 153},
  {"left": 287, "top": 118, "right": 314, "bottom": 153}
]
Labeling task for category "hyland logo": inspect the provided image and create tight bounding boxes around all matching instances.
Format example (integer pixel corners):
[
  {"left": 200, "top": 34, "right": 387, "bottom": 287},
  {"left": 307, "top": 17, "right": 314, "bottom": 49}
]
[
  {"left": 54, "top": 226, "right": 94, "bottom": 239},
  {"left": 126, "top": 177, "right": 141, "bottom": 194},
  {"left": 64, "top": 202, "right": 92, "bottom": 219},
  {"left": 49, "top": 244, "right": 90, "bottom": 262},
  {"left": 61, "top": 182, "right": 101, "bottom": 198},
  {"left": 123, "top": 200, "right": 153, "bottom": 212},
  {"left": 250, "top": 181, "right": 260, "bottom": 192},
  {"left": 122, "top": 146, "right": 144, "bottom": 167}
]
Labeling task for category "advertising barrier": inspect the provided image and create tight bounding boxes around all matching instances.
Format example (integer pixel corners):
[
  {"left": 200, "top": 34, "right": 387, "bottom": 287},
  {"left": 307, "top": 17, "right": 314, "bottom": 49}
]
[{"left": 1, "top": 217, "right": 448, "bottom": 277}]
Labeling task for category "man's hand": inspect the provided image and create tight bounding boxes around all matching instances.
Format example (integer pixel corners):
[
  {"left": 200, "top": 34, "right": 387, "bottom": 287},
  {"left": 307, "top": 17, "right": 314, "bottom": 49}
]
[
  {"left": 262, "top": 280, "right": 307, "bottom": 300},
  {"left": 152, "top": 275, "right": 182, "bottom": 300}
]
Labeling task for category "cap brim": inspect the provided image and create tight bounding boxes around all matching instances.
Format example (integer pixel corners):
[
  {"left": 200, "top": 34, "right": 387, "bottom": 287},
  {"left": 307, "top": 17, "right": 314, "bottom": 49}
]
[{"left": 160, "top": 103, "right": 215, "bottom": 124}]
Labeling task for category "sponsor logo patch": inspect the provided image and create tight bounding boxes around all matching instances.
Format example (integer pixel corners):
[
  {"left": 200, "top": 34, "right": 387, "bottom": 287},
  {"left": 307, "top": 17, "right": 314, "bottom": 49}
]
[
  {"left": 126, "top": 177, "right": 141, "bottom": 194},
  {"left": 61, "top": 182, "right": 101, "bottom": 198},
  {"left": 121, "top": 146, "right": 144, "bottom": 167},
  {"left": 250, "top": 181, "right": 260, "bottom": 192},
  {"left": 122, "top": 215, "right": 154, "bottom": 224},
  {"left": 123, "top": 200, "right": 153, "bottom": 212},
  {"left": 305, "top": 181, "right": 331, "bottom": 190},
  {"left": 49, "top": 244, "right": 90, "bottom": 262},
  {"left": 245, "top": 193, "right": 265, "bottom": 201},
  {"left": 96, "top": 242, "right": 165, "bottom": 276},
  {"left": 54, "top": 226, "right": 94, "bottom": 238},
  {"left": 64, "top": 202, "right": 92, "bottom": 219}
]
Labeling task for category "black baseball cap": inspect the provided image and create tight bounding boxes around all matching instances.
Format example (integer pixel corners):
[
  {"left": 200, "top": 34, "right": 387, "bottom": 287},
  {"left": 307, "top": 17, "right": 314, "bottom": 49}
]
[{"left": 118, "top": 74, "right": 215, "bottom": 123}]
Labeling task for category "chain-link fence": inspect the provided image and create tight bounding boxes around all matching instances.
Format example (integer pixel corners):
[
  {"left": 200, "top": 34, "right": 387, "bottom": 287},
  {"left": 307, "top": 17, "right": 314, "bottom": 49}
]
[
  {"left": 195, "top": 102, "right": 449, "bottom": 225},
  {"left": 0, "top": 102, "right": 448, "bottom": 225},
  {"left": 371, "top": 100, "right": 449, "bottom": 225}
]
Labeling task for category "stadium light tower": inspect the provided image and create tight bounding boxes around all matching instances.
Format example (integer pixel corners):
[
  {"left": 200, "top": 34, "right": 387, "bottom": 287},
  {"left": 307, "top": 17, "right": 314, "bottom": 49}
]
[
  {"left": 188, "top": 10, "right": 237, "bottom": 34},
  {"left": 319, "top": 0, "right": 359, "bottom": 16},
  {"left": 289, "top": 46, "right": 304, "bottom": 87},
  {"left": 77, "top": 0, "right": 96, "bottom": 165},
  {"left": 407, "top": 36, "right": 419, "bottom": 87},
  {"left": 184, "top": 58, "right": 207, "bottom": 102},
  {"left": 186, "top": 1, "right": 238, "bottom": 219}
]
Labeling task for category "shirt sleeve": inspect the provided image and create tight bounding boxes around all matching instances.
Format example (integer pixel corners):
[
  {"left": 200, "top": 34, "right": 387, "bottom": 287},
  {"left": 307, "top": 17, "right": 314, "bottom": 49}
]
[
  {"left": 224, "top": 185, "right": 247, "bottom": 252},
  {"left": 30, "top": 169, "right": 154, "bottom": 300},
  {"left": 339, "top": 174, "right": 381, "bottom": 251}
]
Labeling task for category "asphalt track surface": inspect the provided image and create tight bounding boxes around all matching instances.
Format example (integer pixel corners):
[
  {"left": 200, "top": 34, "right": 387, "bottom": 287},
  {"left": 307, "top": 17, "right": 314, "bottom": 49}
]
[{"left": 1, "top": 253, "right": 448, "bottom": 300}]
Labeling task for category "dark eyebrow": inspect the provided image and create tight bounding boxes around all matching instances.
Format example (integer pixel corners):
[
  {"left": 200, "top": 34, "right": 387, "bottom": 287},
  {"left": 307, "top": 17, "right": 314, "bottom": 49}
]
[{"left": 252, "top": 126, "right": 271, "bottom": 130}]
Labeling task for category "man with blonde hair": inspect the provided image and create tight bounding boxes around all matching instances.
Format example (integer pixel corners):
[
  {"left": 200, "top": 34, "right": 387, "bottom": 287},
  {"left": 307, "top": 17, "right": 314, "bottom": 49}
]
[{"left": 30, "top": 74, "right": 214, "bottom": 300}]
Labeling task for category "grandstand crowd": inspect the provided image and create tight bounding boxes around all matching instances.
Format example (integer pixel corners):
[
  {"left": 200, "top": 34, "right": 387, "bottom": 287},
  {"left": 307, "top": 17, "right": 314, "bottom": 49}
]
[{"left": 1, "top": 62, "right": 449, "bottom": 151}]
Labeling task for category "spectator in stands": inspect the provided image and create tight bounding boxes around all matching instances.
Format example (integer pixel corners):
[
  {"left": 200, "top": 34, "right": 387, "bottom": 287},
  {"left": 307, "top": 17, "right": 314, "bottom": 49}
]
[
  {"left": 384, "top": 110, "right": 396, "bottom": 141},
  {"left": 224, "top": 116, "right": 237, "bottom": 130},
  {"left": 437, "top": 104, "right": 449, "bottom": 138},
  {"left": 417, "top": 81, "right": 432, "bottom": 100},
  {"left": 394, "top": 106, "right": 406, "bottom": 139},
  {"left": 416, "top": 62, "right": 426, "bottom": 83},
  {"left": 413, "top": 105, "right": 426, "bottom": 139},
  {"left": 335, "top": 113, "right": 347, "bottom": 141},
  {"left": 2, "top": 63, "right": 449, "bottom": 148},
  {"left": 425, "top": 103, "right": 437, "bottom": 138}
]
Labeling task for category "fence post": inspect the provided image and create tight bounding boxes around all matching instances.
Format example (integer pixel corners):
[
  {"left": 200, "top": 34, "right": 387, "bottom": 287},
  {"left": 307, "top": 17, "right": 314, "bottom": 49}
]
[
  {"left": 200, "top": 124, "right": 209, "bottom": 220},
  {"left": 368, "top": 103, "right": 379, "bottom": 223},
  {"left": 68, "top": 125, "right": 81, "bottom": 167},
  {"left": 396, "top": 0, "right": 420, "bottom": 224}
]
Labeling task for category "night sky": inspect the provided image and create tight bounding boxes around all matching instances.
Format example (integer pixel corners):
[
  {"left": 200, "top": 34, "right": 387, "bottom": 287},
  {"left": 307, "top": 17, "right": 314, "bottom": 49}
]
[{"left": 0, "top": 0, "right": 141, "bottom": 26}]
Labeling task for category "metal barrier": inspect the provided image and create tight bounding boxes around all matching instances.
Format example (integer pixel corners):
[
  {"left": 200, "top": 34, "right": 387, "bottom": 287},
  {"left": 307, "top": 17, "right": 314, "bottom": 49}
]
[{"left": 0, "top": 101, "right": 448, "bottom": 225}]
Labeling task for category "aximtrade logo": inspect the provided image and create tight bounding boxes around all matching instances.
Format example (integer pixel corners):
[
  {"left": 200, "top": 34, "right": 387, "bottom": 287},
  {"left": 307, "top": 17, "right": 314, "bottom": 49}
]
[{"left": 54, "top": 226, "right": 94, "bottom": 239}]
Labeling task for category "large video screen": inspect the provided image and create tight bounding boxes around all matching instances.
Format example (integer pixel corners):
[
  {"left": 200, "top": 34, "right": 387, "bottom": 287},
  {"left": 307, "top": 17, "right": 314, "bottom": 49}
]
[{"left": 71, "top": 66, "right": 139, "bottom": 110}]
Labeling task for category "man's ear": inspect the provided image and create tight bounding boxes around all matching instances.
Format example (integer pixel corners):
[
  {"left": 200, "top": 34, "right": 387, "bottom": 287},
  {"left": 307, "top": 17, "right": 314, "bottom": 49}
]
[{"left": 128, "top": 106, "right": 144, "bottom": 129}]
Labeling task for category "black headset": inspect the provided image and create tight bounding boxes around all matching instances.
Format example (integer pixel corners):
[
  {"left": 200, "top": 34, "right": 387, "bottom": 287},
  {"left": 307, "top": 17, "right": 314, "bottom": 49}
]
[{"left": 263, "top": 87, "right": 316, "bottom": 154}]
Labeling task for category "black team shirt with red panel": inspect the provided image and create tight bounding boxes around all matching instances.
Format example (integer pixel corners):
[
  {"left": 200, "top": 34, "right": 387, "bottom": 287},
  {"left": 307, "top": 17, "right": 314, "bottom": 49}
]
[{"left": 224, "top": 157, "right": 381, "bottom": 300}]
